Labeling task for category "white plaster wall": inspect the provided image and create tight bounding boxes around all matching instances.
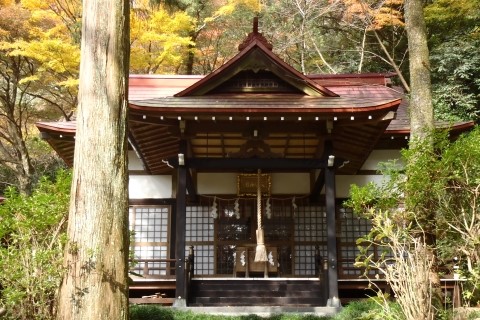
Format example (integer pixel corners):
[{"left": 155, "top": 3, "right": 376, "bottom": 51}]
[
  {"left": 128, "top": 149, "right": 402, "bottom": 198},
  {"left": 128, "top": 173, "right": 387, "bottom": 198},
  {"left": 197, "top": 172, "right": 311, "bottom": 195},
  {"left": 331, "top": 149, "right": 402, "bottom": 197},
  {"left": 197, "top": 173, "right": 238, "bottom": 194},
  {"left": 361, "top": 149, "right": 403, "bottom": 170},
  {"left": 129, "top": 175, "right": 172, "bottom": 199},
  {"left": 335, "top": 175, "right": 386, "bottom": 198},
  {"left": 271, "top": 173, "right": 310, "bottom": 194},
  {"left": 128, "top": 150, "right": 144, "bottom": 171}
]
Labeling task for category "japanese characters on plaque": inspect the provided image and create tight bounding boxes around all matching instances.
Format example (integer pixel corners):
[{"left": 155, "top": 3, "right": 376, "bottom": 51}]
[{"left": 237, "top": 173, "right": 271, "bottom": 197}]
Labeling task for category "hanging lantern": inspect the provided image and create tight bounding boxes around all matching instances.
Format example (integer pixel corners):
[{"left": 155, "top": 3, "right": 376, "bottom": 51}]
[{"left": 292, "top": 196, "right": 297, "bottom": 213}]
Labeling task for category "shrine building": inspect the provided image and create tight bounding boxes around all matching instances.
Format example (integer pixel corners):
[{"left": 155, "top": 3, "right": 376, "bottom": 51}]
[{"left": 36, "top": 20, "right": 473, "bottom": 309}]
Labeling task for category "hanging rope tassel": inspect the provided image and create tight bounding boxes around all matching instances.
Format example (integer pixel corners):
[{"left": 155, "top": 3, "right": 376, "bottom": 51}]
[{"left": 255, "top": 169, "right": 267, "bottom": 262}]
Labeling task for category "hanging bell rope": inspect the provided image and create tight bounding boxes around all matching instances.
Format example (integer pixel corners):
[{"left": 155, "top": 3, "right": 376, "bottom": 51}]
[{"left": 254, "top": 169, "right": 267, "bottom": 262}]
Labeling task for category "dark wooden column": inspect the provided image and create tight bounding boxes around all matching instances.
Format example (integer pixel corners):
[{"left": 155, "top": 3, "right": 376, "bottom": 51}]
[
  {"left": 325, "top": 159, "right": 340, "bottom": 307},
  {"left": 174, "top": 154, "right": 187, "bottom": 307}
]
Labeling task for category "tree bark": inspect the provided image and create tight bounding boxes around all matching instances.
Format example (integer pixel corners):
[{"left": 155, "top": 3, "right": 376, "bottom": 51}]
[
  {"left": 404, "top": 4, "right": 440, "bottom": 317},
  {"left": 404, "top": 0, "right": 434, "bottom": 141},
  {"left": 56, "top": 0, "right": 130, "bottom": 319}
]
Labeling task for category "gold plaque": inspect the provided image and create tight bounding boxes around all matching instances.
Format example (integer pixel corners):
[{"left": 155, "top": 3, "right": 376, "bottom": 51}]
[{"left": 237, "top": 173, "right": 271, "bottom": 196}]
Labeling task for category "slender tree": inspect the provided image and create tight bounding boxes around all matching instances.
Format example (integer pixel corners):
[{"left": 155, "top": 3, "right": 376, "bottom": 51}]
[
  {"left": 56, "top": 0, "right": 130, "bottom": 319},
  {"left": 403, "top": 3, "right": 440, "bottom": 315},
  {"left": 404, "top": 0, "right": 434, "bottom": 141}
]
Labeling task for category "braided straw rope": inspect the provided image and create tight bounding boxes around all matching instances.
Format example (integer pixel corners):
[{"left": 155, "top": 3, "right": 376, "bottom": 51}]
[{"left": 254, "top": 169, "right": 267, "bottom": 262}]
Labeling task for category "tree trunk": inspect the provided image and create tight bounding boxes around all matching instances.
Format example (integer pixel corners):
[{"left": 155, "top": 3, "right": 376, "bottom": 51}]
[
  {"left": 404, "top": 0, "right": 436, "bottom": 244},
  {"left": 404, "top": 3, "right": 440, "bottom": 317},
  {"left": 56, "top": 0, "right": 130, "bottom": 319},
  {"left": 404, "top": 0, "right": 434, "bottom": 141}
]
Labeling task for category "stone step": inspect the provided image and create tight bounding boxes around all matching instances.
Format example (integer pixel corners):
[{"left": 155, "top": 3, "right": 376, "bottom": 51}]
[{"left": 177, "top": 306, "right": 341, "bottom": 317}]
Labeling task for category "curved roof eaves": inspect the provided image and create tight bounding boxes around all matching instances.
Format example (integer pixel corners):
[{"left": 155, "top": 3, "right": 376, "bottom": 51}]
[{"left": 128, "top": 95, "right": 402, "bottom": 113}]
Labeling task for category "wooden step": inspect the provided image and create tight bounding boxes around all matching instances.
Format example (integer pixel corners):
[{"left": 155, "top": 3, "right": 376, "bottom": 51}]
[
  {"left": 129, "top": 297, "right": 175, "bottom": 305},
  {"left": 193, "top": 296, "right": 324, "bottom": 306},
  {"left": 189, "top": 279, "right": 326, "bottom": 307},
  {"left": 192, "top": 289, "right": 320, "bottom": 298},
  {"left": 129, "top": 279, "right": 176, "bottom": 301}
]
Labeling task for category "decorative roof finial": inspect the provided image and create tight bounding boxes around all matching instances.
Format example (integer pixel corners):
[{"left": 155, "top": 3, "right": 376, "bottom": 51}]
[{"left": 238, "top": 17, "right": 273, "bottom": 51}]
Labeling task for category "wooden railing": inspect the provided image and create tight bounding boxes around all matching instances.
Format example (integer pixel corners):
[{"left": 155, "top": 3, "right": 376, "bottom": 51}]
[
  {"left": 129, "top": 247, "right": 195, "bottom": 304},
  {"left": 185, "top": 246, "right": 194, "bottom": 302},
  {"left": 130, "top": 258, "right": 176, "bottom": 278},
  {"left": 315, "top": 247, "right": 329, "bottom": 302}
]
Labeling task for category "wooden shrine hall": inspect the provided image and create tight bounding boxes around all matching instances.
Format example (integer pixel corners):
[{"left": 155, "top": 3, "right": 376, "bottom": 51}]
[{"left": 36, "top": 19, "right": 473, "bottom": 308}]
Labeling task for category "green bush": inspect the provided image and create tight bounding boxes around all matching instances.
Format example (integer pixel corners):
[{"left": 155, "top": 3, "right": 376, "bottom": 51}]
[
  {"left": 130, "top": 305, "right": 175, "bottom": 320},
  {"left": 333, "top": 299, "right": 403, "bottom": 320},
  {"left": 467, "top": 310, "right": 480, "bottom": 320},
  {"left": 0, "top": 170, "right": 71, "bottom": 320},
  {"left": 129, "top": 305, "right": 333, "bottom": 320}
]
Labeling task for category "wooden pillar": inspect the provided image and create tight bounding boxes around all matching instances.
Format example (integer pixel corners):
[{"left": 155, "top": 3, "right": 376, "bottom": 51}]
[
  {"left": 174, "top": 159, "right": 187, "bottom": 307},
  {"left": 325, "top": 162, "right": 340, "bottom": 307}
]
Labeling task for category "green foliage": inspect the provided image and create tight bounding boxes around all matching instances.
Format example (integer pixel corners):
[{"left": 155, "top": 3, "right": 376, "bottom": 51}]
[
  {"left": 434, "top": 127, "right": 480, "bottom": 306},
  {"left": 0, "top": 170, "right": 71, "bottom": 320},
  {"left": 129, "top": 305, "right": 332, "bottom": 320},
  {"left": 425, "top": 0, "right": 480, "bottom": 122},
  {"left": 430, "top": 37, "right": 480, "bottom": 122},
  {"left": 346, "top": 127, "right": 480, "bottom": 311},
  {"left": 130, "top": 305, "right": 175, "bottom": 320},
  {"left": 333, "top": 299, "right": 402, "bottom": 320},
  {"left": 425, "top": 0, "right": 480, "bottom": 44},
  {"left": 467, "top": 309, "right": 480, "bottom": 320}
]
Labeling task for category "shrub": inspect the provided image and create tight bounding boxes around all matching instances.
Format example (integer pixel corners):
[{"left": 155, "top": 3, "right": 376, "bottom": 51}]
[
  {"left": 0, "top": 170, "right": 71, "bottom": 320},
  {"left": 129, "top": 305, "right": 333, "bottom": 320},
  {"left": 130, "top": 305, "right": 175, "bottom": 320},
  {"left": 333, "top": 299, "right": 402, "bottom": 320}
]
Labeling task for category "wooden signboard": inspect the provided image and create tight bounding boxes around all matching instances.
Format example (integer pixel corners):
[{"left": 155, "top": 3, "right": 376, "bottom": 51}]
[{"left": 237, "top": 173, "right": 271, "bottom": 196}]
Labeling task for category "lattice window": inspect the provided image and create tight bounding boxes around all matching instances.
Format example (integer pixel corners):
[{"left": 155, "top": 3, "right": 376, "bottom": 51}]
[
  {"left": 186, "top": 206, "right": 214, "bottom": 242},
  {"left": 294, "top": 245, "right": 316, "bottom": 275},
  {"left": 217, "top": 200, "right": 252, "bottom": 242},
  {"left": 338, "top": 206, "right": 377, "bottom": 278},
  {"left": 186, "top": 206, "right": 215, "bottom": 275},
  {"left": 216, "top": 245, "right": 236, "bottom": 275},
  {"left": 129, "top": 206, "right": 170, "bottom": 276},
  {"left": 187, "top": 244, "right": 214, "bottom": 276},
  {"left": 277, "top": 246, "right": 293, "bottom": 275},
  {"left": 131, "top": 206, "right": 169, "bottom": 243},
  {"left": 293, "top": 206, "right": 327, "bottom": 275},
  {"left": 339, "top": 207, "right": 372, "bottom": 241},
  {"left": 265, "top": 201, "right": 294, "bottom": 242},
  {"left": 294, "top": 206, "right": 327, "bottom": 243},
  {"left": 133, "top": 246, "right": 169, "bottom": 276},
  {"left": 214, "top": 199, "right": 255, "bottom": 275}
]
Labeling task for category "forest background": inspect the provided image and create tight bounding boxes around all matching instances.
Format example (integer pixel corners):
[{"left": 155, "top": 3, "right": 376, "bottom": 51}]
[{"left": 0, "top": 0, "right": 479, "bottom": 195}]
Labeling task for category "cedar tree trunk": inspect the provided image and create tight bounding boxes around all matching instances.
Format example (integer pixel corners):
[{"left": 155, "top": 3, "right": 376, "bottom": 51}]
[
  {"left": 404, "top": 3, "right": 440, "bottom": 314},
  {"left": 404, "top": 0, "right": 434, "bottom": 141},
  {"left": 56, "top": 0, "right": 130, "bottom": 319}
]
